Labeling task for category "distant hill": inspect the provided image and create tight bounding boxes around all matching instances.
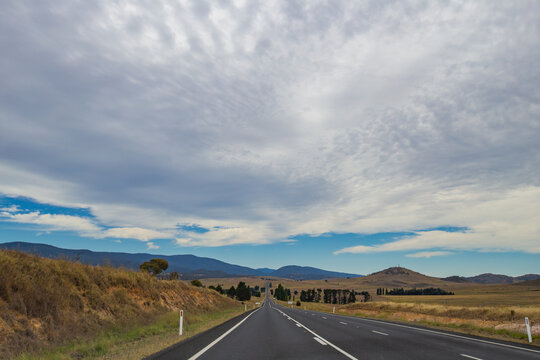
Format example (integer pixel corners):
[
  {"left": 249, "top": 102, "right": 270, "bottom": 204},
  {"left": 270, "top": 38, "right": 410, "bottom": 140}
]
[
  {"left": 0, "top": 242, "right": 362, "bottom": 280},
  {"left": 0, "top": 242, "right": 260, "bottom": 279},
  {"left": 441, "top": 276, "right": 469, "bottom": 283},
  {"left": 270, "top": 265, "right": 362, "bottom": 280},
  {"left": 256, "top": 268, "right": 276, "bottom": 275},
  {"left": 357, "top": 267, "right": 454, "bottom": 289},
  {"left": 442, "top": 273, "right": 540, "bottom": 284}
]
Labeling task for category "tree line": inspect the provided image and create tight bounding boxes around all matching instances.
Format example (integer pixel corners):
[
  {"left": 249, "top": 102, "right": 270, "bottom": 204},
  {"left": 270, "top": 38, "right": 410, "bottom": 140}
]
[
  {"left": 207, "top": 282, "right": 263, "bottom": 301},
  {"left": 298, "top": 288, "right": 371, "bottom": 304},
  {"left": 380, "top": 287, "right": 454, "bottom": 295}
]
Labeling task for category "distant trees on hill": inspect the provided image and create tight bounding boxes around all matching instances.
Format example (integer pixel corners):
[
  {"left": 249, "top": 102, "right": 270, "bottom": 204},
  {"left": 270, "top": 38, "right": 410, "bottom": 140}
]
[{"left": 386, "top": 287, "right": 454, "bottom": 295}]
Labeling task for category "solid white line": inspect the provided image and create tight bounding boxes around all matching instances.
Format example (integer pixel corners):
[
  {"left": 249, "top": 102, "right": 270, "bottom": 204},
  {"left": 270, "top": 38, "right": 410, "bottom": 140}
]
[
  {"left": 314, "top": 337, "right": 328, "bottom": 346},
  {"left": 188, "top": 308, "right": 260, "bottom": 360},
  {"left": 321, "top": 313, "right": 540, "bottom": 355},
  {"left": 340, "top": 322, "right": 348, "bottom": 325},
  {"left": 372, "top": 330, "right": 388, "bottom": 336},
  {"left": 460, "top": 354, "right": 483, "bottom": 360},
  {"left": 274, "top": 307, "right": 358, "bottom": 360},
  {"left": 296, "top": 323, "right": 302, "bottom": 327}
]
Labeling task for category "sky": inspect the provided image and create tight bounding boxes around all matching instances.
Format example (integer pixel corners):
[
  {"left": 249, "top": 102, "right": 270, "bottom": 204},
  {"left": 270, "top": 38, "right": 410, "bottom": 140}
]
[{"left": 1, "top": 1, "right": 539, "bottom": 277}]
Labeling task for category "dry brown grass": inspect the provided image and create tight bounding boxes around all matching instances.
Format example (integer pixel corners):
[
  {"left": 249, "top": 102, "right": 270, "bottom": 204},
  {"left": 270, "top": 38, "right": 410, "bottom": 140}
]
[{"left": 0, "top": 249, "right": 238, "bottom": 359}]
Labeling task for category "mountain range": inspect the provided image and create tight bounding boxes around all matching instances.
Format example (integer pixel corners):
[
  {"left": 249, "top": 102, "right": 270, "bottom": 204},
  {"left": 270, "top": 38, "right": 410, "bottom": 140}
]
[
  {"left": 0, "top": 242, "right": 362, "bottom": 280},
  {"left": 442, "top": 273, "right": 540, "bottom": 284},
  {"left": 2, "top": 242, "right": 538, "bottom": 283}
]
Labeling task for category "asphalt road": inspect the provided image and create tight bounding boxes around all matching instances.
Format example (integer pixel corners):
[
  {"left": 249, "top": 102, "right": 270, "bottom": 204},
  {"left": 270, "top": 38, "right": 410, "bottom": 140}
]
[{"left": 149, "top": 296, "right": 540, "bottom": 360}]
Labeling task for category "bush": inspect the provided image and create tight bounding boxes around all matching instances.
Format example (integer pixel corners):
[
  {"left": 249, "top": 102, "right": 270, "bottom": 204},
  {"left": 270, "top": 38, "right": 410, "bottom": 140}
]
[{"left": 190, "top": 280, "right": 203, "bottom": 287}]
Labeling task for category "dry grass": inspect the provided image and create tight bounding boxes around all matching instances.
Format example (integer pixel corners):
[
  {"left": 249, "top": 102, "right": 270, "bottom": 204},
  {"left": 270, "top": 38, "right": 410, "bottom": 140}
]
[{"left": 0, "top": 249, "right": 239, "bottom": 359}]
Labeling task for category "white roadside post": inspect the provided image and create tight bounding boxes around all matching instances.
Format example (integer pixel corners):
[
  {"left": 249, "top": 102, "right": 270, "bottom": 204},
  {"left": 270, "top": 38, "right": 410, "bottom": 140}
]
[
  {"left": 525, "top": 317, "right": 532, "bottom": 343},
  {"left": 333, "top": 306, "right": 335, "bottom": 314},
  {"left": 244, "top": 303, "right": 247, "bottom": 311},
  {"left": 179, "top": 309, "right": 183, "bottom": 336}
]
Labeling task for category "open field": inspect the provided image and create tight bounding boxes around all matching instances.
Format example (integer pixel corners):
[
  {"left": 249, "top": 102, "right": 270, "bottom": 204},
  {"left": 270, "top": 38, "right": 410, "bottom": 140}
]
[
  {"left": 204, "top": 271, "right": 540, "bottom": 346},
  {"left": 0, "top": 249, "right": 246, "bottom": 359}
]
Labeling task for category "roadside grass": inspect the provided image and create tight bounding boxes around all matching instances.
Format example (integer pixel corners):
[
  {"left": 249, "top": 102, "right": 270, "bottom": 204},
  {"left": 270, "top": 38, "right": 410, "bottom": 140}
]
[
  {"left": 17, "top": 307, "right": 245, "bottom": 360},
  {"left": 0, "top": 249, "right": 241, "bottom": 359}
]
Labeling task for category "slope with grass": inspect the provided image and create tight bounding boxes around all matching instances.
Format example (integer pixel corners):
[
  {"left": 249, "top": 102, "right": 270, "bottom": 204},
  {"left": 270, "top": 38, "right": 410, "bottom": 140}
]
[{"left": 0, "top": 249, "right": 242, "bottom": 359}]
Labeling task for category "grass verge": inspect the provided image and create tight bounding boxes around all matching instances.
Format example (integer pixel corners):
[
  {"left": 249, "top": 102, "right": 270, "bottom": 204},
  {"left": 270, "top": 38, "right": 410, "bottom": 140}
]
[{"left": 17, "top": 307, "right": 245, "bottom": 360}]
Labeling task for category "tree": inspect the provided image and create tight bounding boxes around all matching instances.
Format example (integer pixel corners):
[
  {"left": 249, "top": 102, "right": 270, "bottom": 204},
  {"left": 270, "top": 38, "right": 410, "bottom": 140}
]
[
  {"left": 169, "top": 271, "right": 179, "bottom": 280},
  {"left": 139, "top": 258, "right": 169, "bottom": 275},
  {"left": 236, "top": 282, "right": 251, "bottom": 301},
  {"left": 191, "top": 279, "right": 203, "bottom": 287},
  {"left": 296, "top": 300, "right": 301, "bottom": 306},
  {"left": 227, "top": 286, "right": 236, "bottom": 299}
]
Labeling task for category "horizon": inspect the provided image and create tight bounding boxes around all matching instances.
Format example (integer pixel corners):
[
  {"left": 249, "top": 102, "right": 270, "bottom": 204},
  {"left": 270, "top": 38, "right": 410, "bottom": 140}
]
[
  {"left": 1, "top": 239, "right": 538, "bottom": 279},
  {"left": 1, "top": 2, "right": 540, "bottom": 278}
]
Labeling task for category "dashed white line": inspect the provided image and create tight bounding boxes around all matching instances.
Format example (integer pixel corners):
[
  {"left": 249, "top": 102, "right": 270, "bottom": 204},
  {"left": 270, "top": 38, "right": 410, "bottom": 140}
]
[
  {"left": 313, "top": 337, "right": 328, "bottom": 346},
  {"left": 321, "top": 312, "right": 540, "bottom": 355},
  {"left": 460, "top": 355, "right": 483, "bottom": 360},
  {"left": 340, "top": 322, "right": 348, "bottom": 325},
  {"left": 372, "top": 330, "right": 388, "bottom": 336},
  {"left": 274, "top": 308, "right": 358, "bottom": 360},
  {"left": 322, "top": 317, "right": 327, "bottom": 319}
]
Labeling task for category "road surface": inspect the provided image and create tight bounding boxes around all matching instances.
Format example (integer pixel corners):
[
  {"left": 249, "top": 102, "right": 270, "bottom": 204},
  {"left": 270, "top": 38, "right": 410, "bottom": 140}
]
[{"left": 149, "top": 295, "right": 539, "bottom": 360}]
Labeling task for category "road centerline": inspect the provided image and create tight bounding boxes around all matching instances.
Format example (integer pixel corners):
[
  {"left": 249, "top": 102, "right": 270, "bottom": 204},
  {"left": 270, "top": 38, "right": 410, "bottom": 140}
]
[{"left": 274, "top": 307, "right": 358, "bottom": 360}]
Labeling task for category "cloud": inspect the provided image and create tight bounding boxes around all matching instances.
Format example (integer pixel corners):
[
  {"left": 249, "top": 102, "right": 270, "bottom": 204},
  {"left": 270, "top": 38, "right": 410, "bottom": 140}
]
[
  {"left": 104, "top": 227, "right": 171, "bottom": 242},
  {"left": 146, "top": 242, "right": 159, "bottom": 250},
  {"left": 0, "top": 1, "right": 539, "bottom": 251},
  {"left": 0, "top": 211, "right": 102, "bottom": 237},
  {"left": 406, "top": 251, "right": 453, "bottom": 259},
  {"left": 334, "top": 186, "right": 540, "bottom": 254}
]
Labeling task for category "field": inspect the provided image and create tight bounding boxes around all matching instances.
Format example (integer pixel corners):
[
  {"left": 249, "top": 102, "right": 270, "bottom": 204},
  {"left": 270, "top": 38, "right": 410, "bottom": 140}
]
[
  {"left": 201, "top": 271, "right": 540, "bottom": 346},
  {"left": 0, "top": 249, "right": 246, "bottom": 359}
]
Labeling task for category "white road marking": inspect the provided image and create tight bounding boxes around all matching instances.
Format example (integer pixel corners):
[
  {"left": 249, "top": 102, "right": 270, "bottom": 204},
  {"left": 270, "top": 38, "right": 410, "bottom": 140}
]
[
  {"left": 274, "top": 308, "right": 358, "bottom": 360},
  {"left": 322, "top": 317, "right": 327, "bottom": 319},
  {"left": 313, "top": 337, "right": 328, "bottom": 346},
  {"left": 340, "top": 322, "right": 348, "bottom": 325},
  {"left": 321, "top": 312, "right": 540, "bottom": 355},
  {"left": 188, "top": 308, "right": 261, "bottom": 360},
  {"left": 460, "top": 355, "right": 483, "bottom": 360},
  {"left": 296, "top": 323, "right": 302, "bottom": 327},
  {"left": 372, "top": 330, "right": 388, "bottom": 336}
]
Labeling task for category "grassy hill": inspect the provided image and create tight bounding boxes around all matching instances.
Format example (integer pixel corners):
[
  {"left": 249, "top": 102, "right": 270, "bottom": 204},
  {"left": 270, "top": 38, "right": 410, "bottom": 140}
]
[{"left": 0, "top": 249, "right": 240, "bottom": 359}]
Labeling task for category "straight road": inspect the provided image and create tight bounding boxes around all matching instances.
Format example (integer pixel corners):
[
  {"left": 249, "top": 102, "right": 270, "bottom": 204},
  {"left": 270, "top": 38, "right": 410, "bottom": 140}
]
[{"left": 149, "top": 292, "right": 539, "bottom": 360}]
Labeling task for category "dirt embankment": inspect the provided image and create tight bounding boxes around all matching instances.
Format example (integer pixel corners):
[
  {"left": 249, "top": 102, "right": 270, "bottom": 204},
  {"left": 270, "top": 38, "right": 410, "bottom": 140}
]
[{"left": 0, "top": 249, "right": 237, "bottom": 358}]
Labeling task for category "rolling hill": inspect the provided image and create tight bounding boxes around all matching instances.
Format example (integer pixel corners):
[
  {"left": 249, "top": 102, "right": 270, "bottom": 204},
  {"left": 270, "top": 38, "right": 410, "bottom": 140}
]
[
  {"left": 270, "top": 265, "right": 361, "bottom": 280},
  {"left": 442, "top": 273, "right": 540, "bottom": 284},
  {"left": 0, "top": 242, "right": 361, "bottom": 280}
]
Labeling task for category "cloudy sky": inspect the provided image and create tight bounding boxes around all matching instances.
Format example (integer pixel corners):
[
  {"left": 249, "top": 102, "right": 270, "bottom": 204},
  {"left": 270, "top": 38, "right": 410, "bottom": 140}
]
[{"left": 1, "top": 1, "right": 539, "bottom": 276}]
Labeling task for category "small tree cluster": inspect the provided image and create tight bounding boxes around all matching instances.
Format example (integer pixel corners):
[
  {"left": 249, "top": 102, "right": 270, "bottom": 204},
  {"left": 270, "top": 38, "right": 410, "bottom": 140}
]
[
  {"left": 274, "top": 284, "right": 290, "bottom": 301},
  {"left": 209, "top": 282, "right": 255, "bottom": 301}
]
